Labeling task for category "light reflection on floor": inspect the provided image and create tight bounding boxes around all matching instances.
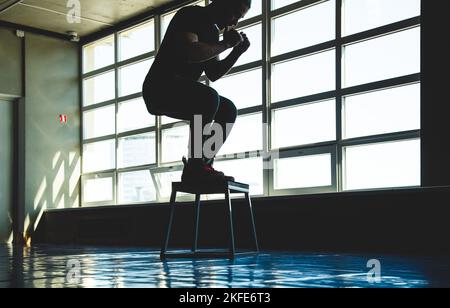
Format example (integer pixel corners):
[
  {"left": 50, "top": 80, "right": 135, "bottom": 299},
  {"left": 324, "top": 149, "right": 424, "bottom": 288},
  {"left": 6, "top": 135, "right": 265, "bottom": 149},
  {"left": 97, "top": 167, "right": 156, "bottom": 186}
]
[{"left": 0, "top": 245, "right": 448, "bottom": 288}]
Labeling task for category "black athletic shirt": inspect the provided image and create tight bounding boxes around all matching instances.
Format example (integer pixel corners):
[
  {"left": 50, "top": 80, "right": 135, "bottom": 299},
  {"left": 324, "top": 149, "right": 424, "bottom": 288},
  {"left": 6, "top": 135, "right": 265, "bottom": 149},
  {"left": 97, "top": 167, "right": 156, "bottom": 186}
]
[{"left": 144, "top": 5, "right": 219, "bottom": 85}]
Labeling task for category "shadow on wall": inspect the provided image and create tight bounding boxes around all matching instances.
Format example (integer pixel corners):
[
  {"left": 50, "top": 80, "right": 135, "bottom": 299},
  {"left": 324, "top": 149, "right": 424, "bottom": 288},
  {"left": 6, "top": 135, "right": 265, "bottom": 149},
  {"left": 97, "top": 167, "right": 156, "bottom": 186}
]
[{"left": 26, "top": 150, "right": 80, "bottom": 243}]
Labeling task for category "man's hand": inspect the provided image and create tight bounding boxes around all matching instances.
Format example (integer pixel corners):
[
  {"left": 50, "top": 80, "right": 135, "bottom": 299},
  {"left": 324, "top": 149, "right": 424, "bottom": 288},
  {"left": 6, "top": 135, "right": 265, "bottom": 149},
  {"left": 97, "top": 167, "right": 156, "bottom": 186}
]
[
  {"left": 223, "top": 28, "right": 244, "bottom": 48},
  {"left": 233, "top": 32, "right": 250, "bottom": 55}
]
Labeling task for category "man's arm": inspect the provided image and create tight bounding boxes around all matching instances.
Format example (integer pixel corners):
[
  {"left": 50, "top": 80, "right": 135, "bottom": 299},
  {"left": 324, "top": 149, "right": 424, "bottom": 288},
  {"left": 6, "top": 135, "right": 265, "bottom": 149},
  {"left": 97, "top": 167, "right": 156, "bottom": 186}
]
[
  {"left": 205, "top": 32, "right": 250, "bottom": 82},
  {"left": 177, "top": 31, "right": 242, "bottom": 63}
]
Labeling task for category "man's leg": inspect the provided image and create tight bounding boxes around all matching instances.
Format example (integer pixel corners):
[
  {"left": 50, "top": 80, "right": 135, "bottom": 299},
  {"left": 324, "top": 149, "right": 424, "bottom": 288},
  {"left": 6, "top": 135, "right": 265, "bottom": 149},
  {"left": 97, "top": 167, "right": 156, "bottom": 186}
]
[{"left": 203, "top": 96, "right": 238, "bottom": 164}]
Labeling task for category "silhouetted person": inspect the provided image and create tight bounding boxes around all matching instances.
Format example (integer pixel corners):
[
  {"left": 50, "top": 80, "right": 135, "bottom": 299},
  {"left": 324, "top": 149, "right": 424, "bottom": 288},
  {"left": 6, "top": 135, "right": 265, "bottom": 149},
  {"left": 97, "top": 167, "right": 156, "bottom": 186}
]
[{"left": 143, "top": 0, "right": 251, "bottom": 183}]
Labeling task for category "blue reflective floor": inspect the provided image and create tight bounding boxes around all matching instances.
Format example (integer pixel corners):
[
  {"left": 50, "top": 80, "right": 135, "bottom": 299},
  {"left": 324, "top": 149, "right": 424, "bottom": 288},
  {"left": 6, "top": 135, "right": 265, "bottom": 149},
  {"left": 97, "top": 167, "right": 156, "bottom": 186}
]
[{"left": 0, "top": 245, "right": 449, "bottom": 288}]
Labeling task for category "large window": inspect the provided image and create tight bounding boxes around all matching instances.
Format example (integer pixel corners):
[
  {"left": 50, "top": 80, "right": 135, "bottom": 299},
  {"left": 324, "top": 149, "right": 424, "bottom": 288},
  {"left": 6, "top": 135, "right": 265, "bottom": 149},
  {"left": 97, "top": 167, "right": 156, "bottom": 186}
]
[
  {"left": 81, "top": 0, "right": 421, "bottom": 206},
  {"left": 82, "top": 18, "right": 157, "bottom": 206}
]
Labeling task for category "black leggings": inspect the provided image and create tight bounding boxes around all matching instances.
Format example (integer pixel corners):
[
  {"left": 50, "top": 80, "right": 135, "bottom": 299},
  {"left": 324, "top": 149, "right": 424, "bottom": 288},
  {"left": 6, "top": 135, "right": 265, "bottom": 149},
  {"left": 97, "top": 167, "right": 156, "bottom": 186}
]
[{"left": 143, "top": 77, "right": 238, "bottom": 162}]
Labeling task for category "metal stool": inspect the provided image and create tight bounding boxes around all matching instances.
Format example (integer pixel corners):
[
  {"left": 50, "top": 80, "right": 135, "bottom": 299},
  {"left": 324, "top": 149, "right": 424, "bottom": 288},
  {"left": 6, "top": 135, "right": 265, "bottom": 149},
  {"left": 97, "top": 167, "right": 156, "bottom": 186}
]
[{"left": 160, "top": 181, "right": 259, "bottom": 260}]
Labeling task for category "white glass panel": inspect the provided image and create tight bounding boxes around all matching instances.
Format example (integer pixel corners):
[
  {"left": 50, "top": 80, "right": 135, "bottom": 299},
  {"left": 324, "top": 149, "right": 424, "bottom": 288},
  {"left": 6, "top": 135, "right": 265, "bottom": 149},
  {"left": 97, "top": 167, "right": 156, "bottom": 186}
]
[
  {"left": 344, "top": 84, "right": 421, "bottom": 139},
  {"left": 118, "top": 133, "right": 156, "bottom": 168},
  {"left": 83, "top": 176, "right": 113, "bottom": 203},
  {"left": 83, "top": 35, "right": 115, "bottom": 73},
  {"left": 272, "top": 0, "right": 335, "bottom": 56},
  {"left": 162, "top": 116, "right": 183, "bottom": 125},
  {"left": 344, "top": 27, "right": 421, "bottom": 87},
  {"left": 211, "top": 68, "right": 262, "bottom": 109},
  {"left": 220, "top": 23, "right": 262, "bottom": 67},
  {"left": 83, "top": 71, "right": 115, "bottom": 106},
  {"left": 344, "top": 139, "right": 421, "bottom": 190},
  {"left": 83, "top": 140, "right": 115, "bottom": 173},
  {"left": 243, "top": 0, "right": 262, "bottom": 20},
  {"left": 162, "top": 124, "right": 190, "bottom": 163},
  {"left": 272, "top": 99, "right": 336, "bottom": 149},
  {"left": 218, "top": 113, "right": 263, "bottom": 156},
  {"left": 118, "top": 98, "right": 155, "bottom": 133},
  {"left": 214, "top": 157, "right": 264, "bottom": 195},
  {"left": 119, "top": 20, "right": 155, "bottom": 61},
  {"left": 272, "top": 0, "right": 300, "bottom": 10},
  {"left": 153, "top": 170, "right": 183, "bottom": 199},
  {"left": 272, "top": 49, "right": 335, "bottom": 102},
  {"left": 118, "top": 170, "right": 156, "bottom": 203},
  {"left": 274, "top": 154, "right": 332, "bottom": 189},
  {"left": 83, "top": 105, "right": 115, "bottom": 139},
  {"left": 344, "top": 0, "right": 421, "bottom": 36},
  {"left": 119, "top": 59, "right": 153, "bottom": 97}
]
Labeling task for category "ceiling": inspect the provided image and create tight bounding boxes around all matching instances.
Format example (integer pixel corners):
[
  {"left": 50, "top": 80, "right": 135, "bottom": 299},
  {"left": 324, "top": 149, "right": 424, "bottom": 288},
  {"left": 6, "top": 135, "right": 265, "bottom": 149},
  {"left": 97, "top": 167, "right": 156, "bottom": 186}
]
[{"left": 0, "top": 0, "right": 175, "bottom": 37}]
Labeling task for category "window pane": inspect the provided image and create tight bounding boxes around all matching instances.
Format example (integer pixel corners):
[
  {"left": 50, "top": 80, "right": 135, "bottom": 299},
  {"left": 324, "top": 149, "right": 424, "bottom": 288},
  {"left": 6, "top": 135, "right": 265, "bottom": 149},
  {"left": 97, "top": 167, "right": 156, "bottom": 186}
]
[
  {"left": 83, "top": 105, "right": 115, "bottom": 139},
  {"left": 272, "top": 0, "right": 300, "bottom": 10},
  {"left": 272, "top": 0, "right": 335, "bottom": 56},
  {"left": 274, "top": 154, "right": 332, "bottom": 190},
  {"left": 162, "top": 124, "right": 190, "bottom": 163},
  {"left": 83, "top": 176, "right": 114, "bottom": 203},
  {"left": 162, "top": 116, "right": 182, "bottom": 125},
  {"left": 118, "top": 132, "right": 156, "bottom": 168},
  {"left": 218, "top": 113, "right": 263, "bottom": 156},
  {"left": 83, "top": 35, "right": 114, "bottom": 73},
  {"left": 272, "top": 99, "right": 336, "bottom": 149},
  {"left": 344, "top": 27, "right": 420, "bottom": 87},
  {"left": 118, "top": 98, "right": 155, "bottom": 133},
  {"left": 220, "top": 23, "right": 262, "bottom": 67},
  {"left": 119, "top": 59, "right": 153, "bottom": 97},
  {"left": 344, "top": 139, "right": 421, "bottom": 190},
  {"left": 272, "top": 49, "right": 335, "bottom": 102},
  {"left": 119, "top": 20, "right": 155, "bottom": 61},
  {"left": 214, "top": 157, "right": 264, "bottom": 195},
  {"left": 343, "top": 84, "right": 421, "bottom": 139},
  {"left": 344, "top": 0, "right": 421, "bottom": 36},
  {"left": 83, "top": 71, "right": 115, "bottom": 106},
  {"left": 211, "top": 68, "right": 262, "bottom": 109},
  {"left": 243, "top": 0, "right": 262, "bottom": 20},
  {"left": 83, "top": 140, "right": 115, "bottom": 173},
  {"left": 153, "top": 169, "right": 183, "bottom": 199},
  {"left": 118, "top": 170, "right": 156, "bottom": 204}
]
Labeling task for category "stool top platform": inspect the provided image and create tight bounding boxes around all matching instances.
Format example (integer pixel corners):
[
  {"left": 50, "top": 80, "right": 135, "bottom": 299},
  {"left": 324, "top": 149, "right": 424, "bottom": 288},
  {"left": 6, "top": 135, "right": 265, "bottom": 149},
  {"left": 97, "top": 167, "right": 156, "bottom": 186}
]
[{"left": 172, "top": 181, "right": 249, "bottom": 194}]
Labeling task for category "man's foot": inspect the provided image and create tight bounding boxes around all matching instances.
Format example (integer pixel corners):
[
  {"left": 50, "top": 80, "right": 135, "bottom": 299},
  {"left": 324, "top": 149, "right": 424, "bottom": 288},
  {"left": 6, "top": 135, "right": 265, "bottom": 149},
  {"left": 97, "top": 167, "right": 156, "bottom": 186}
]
[{"left": 181, "top": 157, "right": 235, "bottom": 183}]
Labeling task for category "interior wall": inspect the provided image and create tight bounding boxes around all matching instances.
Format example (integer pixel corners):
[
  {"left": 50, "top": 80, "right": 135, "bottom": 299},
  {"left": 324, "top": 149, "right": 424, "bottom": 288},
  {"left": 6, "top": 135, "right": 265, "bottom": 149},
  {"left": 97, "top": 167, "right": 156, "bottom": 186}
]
[
  {"left": 0, "top": 28, "right": 22, "bottom": 97},
  {"left": 22, "top": 33, "right": 81, "bottom": 241},
  {"left": 0, "top": 26, "right": 81, "bottom": 243},
  {"left": 0, "top": 100, "right": 13, "bottom": 243}
]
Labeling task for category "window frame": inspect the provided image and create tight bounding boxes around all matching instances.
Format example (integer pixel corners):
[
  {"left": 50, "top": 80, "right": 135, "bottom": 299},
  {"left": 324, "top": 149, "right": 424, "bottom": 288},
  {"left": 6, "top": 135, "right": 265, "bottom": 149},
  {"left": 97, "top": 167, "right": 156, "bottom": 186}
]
[{"left": 80, "top": 0, "right": 422, "bottom": 207}]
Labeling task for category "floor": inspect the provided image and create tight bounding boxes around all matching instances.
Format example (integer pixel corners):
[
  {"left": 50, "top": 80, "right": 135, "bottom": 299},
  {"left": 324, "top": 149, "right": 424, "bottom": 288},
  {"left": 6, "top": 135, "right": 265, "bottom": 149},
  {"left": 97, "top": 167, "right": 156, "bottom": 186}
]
[{"left": 0, "top": 245, "right": 449, "bottom": 288}]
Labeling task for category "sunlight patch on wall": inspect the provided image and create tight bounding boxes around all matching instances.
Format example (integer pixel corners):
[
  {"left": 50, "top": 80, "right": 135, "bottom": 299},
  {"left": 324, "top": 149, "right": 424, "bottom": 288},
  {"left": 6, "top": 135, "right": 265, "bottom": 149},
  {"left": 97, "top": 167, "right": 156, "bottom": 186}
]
[
  {"left": 52, "top": 151, "right": 61, "bottom": 169},
  {"left": 52, "top": 161, "right": 65, "bottom": 204},
  {"left": 34, "top": 201, "right": 47, "bottom": 231},
  {"left": 34, "top": 178, "right": 47, "bottom": 210}
]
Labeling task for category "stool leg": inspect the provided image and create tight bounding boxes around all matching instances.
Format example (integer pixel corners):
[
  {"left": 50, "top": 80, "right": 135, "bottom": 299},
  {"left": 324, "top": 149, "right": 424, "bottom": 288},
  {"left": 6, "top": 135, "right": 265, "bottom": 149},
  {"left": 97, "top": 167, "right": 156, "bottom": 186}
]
[
  {"left": 246, "top": 192, "right": 259, "bottom": 253},
  {"left": 192, "top": 194, "right": 201, "bottom": 253},
  {"left": 161, "top": 190, "right": 177, "bottom": 259},
  {"left": 225, "top": 189, "right": 236, "bottom": 257}
]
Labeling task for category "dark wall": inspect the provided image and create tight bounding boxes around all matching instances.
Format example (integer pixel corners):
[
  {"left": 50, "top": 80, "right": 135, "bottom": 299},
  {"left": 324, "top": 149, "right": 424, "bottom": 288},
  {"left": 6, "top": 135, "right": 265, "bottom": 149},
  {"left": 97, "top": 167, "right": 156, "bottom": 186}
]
[
  {"left": 421, "top": 1, "right": 450, "bottom": 187},
  {"left": 37, "top": 187, "right": 450, "bottom": 255}
]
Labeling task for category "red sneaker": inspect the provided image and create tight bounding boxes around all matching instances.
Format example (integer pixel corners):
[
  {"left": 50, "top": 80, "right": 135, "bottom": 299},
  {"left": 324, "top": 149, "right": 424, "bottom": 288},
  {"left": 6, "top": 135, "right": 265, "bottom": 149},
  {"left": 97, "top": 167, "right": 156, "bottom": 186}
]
[{"left": 181, "top": 157, "right": 235, "bottom": 183}]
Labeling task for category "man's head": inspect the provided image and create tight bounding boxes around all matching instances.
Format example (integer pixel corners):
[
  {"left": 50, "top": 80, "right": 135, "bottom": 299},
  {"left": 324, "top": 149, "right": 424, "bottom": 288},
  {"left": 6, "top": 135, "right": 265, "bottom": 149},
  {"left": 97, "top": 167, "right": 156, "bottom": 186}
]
[{"left": 209, "top": 0, "right": 251, "bottom": 30}]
